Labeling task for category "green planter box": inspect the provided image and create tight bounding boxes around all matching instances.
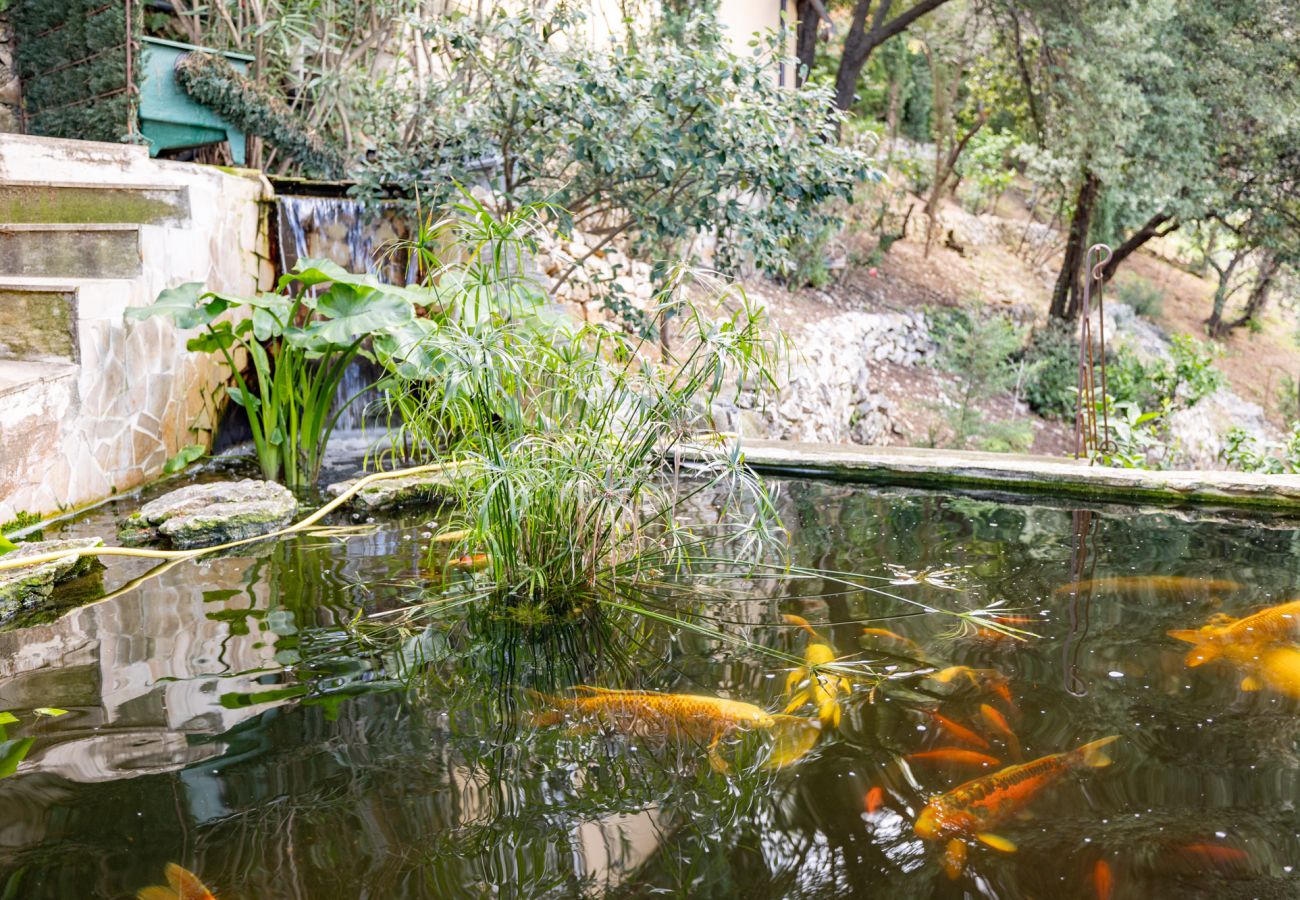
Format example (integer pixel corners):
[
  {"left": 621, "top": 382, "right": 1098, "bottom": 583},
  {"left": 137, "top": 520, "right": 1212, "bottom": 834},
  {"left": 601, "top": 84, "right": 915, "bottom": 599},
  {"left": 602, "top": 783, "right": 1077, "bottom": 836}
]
[{"left": 138, "top": 37, "right": 255, "bottom": 164}]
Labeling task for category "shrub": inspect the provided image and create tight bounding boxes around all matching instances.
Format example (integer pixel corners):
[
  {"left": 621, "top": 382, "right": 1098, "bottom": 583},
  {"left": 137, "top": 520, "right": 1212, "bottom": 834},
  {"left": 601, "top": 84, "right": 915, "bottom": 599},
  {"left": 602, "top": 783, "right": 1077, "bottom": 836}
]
[
  {"left": 1022, "top": 324, "right": 1080, "bottom": 420},
  {"left": 932, "top": 308, "right": 1027, "bottom": 449},
  {"left": 1112, "top": 274, "right": 1164, "bottom": 319},
  {"left": 1220, "top": 424, "right": 1300, "bottom": 474}
]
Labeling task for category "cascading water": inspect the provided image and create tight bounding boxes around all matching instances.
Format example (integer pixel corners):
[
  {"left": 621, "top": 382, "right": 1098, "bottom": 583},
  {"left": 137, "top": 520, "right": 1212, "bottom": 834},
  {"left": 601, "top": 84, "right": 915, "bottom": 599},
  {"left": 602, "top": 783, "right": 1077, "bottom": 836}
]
[{"left": 276, "top": 195, "right": 412, "bottom": 433}]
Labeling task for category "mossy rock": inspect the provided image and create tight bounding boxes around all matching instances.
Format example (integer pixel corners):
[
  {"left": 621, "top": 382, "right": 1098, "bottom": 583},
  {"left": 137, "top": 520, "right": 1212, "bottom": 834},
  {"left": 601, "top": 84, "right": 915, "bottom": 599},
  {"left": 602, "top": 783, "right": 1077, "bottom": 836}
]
[
  {"left": 326, "top": 472, "right": 455, "bottom": 511},
  {"left": 0, "top": 537, "right": 104, "bottom": 622},
  {"left": 121, "top": 479, "right": 298, "bottom": 549}
]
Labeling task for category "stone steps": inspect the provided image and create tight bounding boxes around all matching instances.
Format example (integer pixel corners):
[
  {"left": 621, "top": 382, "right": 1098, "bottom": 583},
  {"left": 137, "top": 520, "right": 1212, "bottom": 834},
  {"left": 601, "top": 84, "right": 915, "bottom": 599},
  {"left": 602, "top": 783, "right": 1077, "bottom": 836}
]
[
  {"left": 0, "top": 182, "right": 190, "bottom": 226},
  {"left": 0, "top": 223, "right": 142, "bottom": 280}
]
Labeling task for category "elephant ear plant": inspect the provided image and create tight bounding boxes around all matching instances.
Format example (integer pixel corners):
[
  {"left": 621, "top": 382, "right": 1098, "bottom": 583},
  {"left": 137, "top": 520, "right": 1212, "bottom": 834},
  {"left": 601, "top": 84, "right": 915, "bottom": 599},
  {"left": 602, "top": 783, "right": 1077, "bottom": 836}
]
[{"left": 127, "top": 259, "right": 431, "bottom": 488}]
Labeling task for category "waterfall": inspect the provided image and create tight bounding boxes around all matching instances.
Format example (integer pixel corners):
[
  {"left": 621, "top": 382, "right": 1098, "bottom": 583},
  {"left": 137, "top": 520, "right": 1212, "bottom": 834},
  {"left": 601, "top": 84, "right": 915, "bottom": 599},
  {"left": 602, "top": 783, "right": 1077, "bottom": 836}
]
[{"left": 276, "top": 195, "right": 412, "bottom": 432}]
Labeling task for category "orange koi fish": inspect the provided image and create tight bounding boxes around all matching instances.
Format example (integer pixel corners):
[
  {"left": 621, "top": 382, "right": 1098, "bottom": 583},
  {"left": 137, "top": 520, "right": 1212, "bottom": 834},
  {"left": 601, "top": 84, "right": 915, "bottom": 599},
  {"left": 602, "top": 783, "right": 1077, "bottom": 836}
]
[
  {"left": 1169, "top": 598, "right": 1300, "bottom": 667},
  {"left": 532, "top": 686, "right": 817, "bottom": 772},
  {"left": 137, "top": 863, "right": 216, "bottom": 900},
  {"left": 907, "top": 748, "right": 1002, "bottom": 769},
  {"left": 783, "top": 614, "right": 852, "bottom": 727},
  {"left": 1176, "top": 842, "right": 1250, "bottom": 872},
  {"left": 865, "top": 786, "right": 885, "bottom": 813},
  {"left": 927, "top": 710, "right": 992, "bottom": 751},
  {"left": 1056, "top": 576, "right": 1242, "bottom": 598},
  {"left": 915, "top": 736, "right": 1118, "bottom": 878},
  {"left": 1092, "top": 859, "right": 1113, "bottom": 900},
  {"left": 930, "top": 667, "right": 1016, "bottom": 711},
  {"left": 861, "top": 626, "right": 924, "bottom": 653},
  {"left": 979, "top": 703, "right": 1022, "bottom": 761}
]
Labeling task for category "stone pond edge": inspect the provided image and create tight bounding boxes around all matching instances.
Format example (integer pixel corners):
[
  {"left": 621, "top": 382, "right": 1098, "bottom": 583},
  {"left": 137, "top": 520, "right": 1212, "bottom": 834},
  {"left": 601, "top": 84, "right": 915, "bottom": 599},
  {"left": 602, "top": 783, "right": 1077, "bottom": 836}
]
[{"left": 680, "top": 439, "right": 1300, "bottom": 512}]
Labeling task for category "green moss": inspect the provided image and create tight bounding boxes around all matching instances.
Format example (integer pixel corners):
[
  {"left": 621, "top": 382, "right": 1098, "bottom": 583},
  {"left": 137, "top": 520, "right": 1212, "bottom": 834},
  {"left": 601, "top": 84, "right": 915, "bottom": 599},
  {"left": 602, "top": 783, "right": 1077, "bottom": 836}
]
[
  {"left": 0, "top": 186, "right": 186, "bottom": 225},
  {"left": 1, "top": 511, "right": 43, "bottom": 534}
]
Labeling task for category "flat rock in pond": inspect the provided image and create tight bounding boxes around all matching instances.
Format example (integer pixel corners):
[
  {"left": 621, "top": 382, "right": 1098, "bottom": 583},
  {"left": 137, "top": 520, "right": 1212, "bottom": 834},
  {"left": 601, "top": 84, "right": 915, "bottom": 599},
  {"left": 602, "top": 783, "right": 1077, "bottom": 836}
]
[
  {"left": 326, "top": 471, "right": 455, "bottom": 511},
  {"left": 0, "top": 537, "right": 104, "bottom": 621},
  {"left": 122, "top": 479, "right": 298, "bottom": 549}
]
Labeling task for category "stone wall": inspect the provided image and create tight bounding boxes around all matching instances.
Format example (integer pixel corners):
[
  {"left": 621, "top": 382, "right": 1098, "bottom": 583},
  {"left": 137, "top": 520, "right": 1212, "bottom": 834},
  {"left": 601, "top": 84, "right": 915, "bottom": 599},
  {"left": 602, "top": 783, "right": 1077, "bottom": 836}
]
[
  {"left": 714, "top": 310, "right": 935, "bottom": 444},
  {"left": 0, "top": 133, "right": 274, "bottom": 522},
  {"left": 0, "top": 12, "right": 17, "bottom": 133}
]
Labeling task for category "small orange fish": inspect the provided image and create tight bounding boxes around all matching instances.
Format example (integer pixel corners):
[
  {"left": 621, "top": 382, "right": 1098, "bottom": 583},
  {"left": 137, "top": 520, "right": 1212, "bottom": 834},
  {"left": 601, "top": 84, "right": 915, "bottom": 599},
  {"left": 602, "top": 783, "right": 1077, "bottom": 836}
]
[
  {"left": 865, "top": 786, "right": 885, "bottom": 813},
  {"left": 532, "top": 686, "right": 816, "bottom": 772},
  {"left": 861, "top": 626, "right": 923, "bottom": 653},
  {"left": 927, "top": 710, "right": 992, "bottom": 751},
  {"left": 137, "top": 863, "right": 216, "bottom": 900},
  {"left": 907, "top": 748, "right": 1002, "bottom": 768},
  {"left": 1056, "top": 576, "right": 1242, "bottom": 597},
  {"left": 1176, "top": 842, "right": 1250, "bottom": 871},
  {"left": 979, "top": 703, "right": 1022, "bottom": 760},
  {"left": 1092, "top": 859, "right": 1113, "bottom": 900},
  {"left": 1169, "top": 598, "right": 1300, "bottom": 667},
  {"left": 989, "top": 615, "right": 1037, "bottom": 625},
  {"left": 915, "top": 736, "right": 1118, "bottom": 878}
]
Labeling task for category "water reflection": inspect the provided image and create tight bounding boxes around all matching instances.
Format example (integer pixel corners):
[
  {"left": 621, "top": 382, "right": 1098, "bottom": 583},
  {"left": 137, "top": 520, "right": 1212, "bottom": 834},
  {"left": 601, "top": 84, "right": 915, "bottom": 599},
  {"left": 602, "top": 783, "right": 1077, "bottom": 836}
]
[{"left": 3, "top": 477, "right": 1300, "bottom": 896}]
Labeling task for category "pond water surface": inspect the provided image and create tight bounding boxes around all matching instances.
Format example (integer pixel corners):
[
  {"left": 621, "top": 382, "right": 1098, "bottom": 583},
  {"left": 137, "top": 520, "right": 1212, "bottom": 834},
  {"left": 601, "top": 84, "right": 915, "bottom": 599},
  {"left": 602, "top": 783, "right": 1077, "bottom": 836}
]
[{"left": 3, "top": 459, "right": 1300, "bottom": 899}]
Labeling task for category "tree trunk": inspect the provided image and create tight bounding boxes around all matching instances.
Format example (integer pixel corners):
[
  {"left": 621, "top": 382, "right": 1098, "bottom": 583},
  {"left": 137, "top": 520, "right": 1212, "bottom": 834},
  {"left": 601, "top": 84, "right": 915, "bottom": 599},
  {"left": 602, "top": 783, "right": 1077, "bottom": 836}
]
[
  {"left": 832, "top": 0, "right": 955, "bottom": 112},
  {"left": 1098, "top": 212, "right": 1177, "bottom": 284},
  {"left": 1205, "top": 247, "right": 1250, "bottom": 336},
  {"left": 1221, "top": 251, "right": 1280, "bottom": 336},
  {"left": 795, "top": 0, "right": 820, "bottom": 86},
  {"left": 1049, "top": 170, "right": 1101, "bottom": 321}
]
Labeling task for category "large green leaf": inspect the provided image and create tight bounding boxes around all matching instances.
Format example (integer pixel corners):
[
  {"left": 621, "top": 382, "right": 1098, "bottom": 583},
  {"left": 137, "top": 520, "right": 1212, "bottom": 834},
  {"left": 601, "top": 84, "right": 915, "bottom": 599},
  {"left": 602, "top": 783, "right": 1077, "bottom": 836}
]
[
  {"left": 0, "top": 738, "right": 34, "bottom": 779},
  {"left": 278, "top": 258, "right": 381, "bottom": 294},
  {"left": 295, "top": 284, "right": 415, "bottom": 348},
  {"left": 373, "top": 318, "right": 440, "bottom": 379},
  {"left": 0, "top": 535, "right": 14, "bottom": 558},
  {"left": 126, "top": 283, "right": 232, "bottom": 330}
]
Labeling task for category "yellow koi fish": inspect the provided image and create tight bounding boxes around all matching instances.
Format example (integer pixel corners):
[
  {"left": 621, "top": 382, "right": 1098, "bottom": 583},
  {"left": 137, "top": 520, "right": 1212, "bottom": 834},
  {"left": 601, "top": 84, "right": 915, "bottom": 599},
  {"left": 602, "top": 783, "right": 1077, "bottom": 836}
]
[
  {"left": 137, "top": 863, "right": 217, "bottom": 900},
  {"left": 1169, "top": 598, "right": 1300, "bottom": 667},
  {"left": 915, "top": 736, "right": 1118, "bottom": 879},
  {"left": 1232, "top": 646, "right": 1300, "bottom": 698},
  {"left": 783, "top": 614, "right": 852, "bottom": 727},
  {"left": 532, "top": 686, "right": 817, "bottom": 772},
  {"left": 1056, "top": 576, "right": 1242, "bottom": 598}
]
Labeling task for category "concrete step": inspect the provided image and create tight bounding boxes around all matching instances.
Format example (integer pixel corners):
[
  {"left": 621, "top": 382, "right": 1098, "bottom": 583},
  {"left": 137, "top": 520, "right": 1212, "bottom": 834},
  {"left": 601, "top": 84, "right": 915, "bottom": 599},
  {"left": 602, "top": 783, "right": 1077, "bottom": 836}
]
[
  {"left": 0, "top": 182, "right": 190, "bottom": 226},
  {"left": 0, "top": 224, "right": 141, "bottom": 279},
  {"left": 0, "top": 280, "right": 78, "bottom": 363}
]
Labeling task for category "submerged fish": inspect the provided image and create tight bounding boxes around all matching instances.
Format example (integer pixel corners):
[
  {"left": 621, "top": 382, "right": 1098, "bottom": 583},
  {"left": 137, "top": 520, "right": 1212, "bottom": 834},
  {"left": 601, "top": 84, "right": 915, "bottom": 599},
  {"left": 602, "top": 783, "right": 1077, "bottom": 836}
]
[
  {"left": 447, "top": 553, "right": 491, "bottom": 572},
  {"left": 1169, "top": 597, "right": 1300, "bottom": 667},
  {"left": 1232, "top": 646, "right": 1300, "bottom": 698},
  {"left": 532, "top": 686, "right": 817, "bottom": 772},
  {"left": 783, "top": 614, "right": 852, "bottom": 727},
  {"left": 865, "top": 786, "right": 885, "bottom": 813},
  {"left": 927, "top": 710, "right": 992, "bottom": 751},
  {"left": 907, "top": 748, "right": 1002, "bottom": 769},
  {"left": 930, "top": 666, "right": 1016, "bottom": 711},
  {"left": 914, "top": 736, "right": 1118, "bottom": 878},
  {"left": 1055, "top": 575, "right": 1242, "bottom": 597},
  {"left": 1176, "top": 842, "right": 1250, "bottom": 872},
  {"left": 1092, "top": 859, "right": 1114, "bottom": 900},
  {"left": 861, "top": 626, "right": 923, "bottom": 654},
  {"left": 137, "top": 863, "right": 216, "bottom": 900},
  {"left": 979, "top": 703, "right": 1022, "bottom": 761}
]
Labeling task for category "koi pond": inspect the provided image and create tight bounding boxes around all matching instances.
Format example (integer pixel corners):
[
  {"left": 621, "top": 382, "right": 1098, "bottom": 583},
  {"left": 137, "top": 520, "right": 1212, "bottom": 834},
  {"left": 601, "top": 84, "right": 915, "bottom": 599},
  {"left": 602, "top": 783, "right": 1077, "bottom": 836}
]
[{"left": 2, "top": 457, "right": 1299, "bottom": 899}]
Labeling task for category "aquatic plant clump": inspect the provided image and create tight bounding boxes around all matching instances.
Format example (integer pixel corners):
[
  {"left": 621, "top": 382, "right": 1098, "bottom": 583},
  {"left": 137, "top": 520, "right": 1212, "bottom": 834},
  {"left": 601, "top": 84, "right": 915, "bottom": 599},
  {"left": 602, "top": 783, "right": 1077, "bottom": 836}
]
[{"left": 375, "top": 198, "right": 790, "bottom": 612}]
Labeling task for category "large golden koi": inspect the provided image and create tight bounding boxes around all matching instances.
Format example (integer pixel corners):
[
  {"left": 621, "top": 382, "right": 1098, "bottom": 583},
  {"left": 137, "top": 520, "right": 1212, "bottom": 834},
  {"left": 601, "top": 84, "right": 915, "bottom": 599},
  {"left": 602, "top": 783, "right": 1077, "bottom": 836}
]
[
  {"left": 783, "top": 614, "right": 852, "bottom": 727},
  {"left": 532, "top": 687, "right": 817, "bottom": 772},
  {"left": 915, "top": 736, "right": 1118, "bottom": 878},
  {"left": 1168, "top": 597, "right": 1300, "bottom": 667}
]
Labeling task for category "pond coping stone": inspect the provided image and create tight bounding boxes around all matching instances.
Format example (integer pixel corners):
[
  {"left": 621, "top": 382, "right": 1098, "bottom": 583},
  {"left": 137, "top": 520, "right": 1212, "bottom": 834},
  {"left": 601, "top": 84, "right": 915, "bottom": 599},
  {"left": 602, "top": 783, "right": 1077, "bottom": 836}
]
[
  {"left": 0, "top": 537, "right": 103, "bottom": 620},
  {"left": 122, "top": 479, "right": 298, "bottom": 549},
  {"left": 679, "top": 439, "right": 1300, "bottom": 512}
]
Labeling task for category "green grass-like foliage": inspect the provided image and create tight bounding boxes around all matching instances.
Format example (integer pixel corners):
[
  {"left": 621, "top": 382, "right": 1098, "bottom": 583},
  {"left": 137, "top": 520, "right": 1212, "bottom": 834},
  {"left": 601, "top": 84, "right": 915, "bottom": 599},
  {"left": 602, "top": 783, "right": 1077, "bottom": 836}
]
[
  {"left": 374, "top": 196, "right": 789, "bottom": 609},
  {"left": 175, "top": 51, "right": 347, "bottom": 178},
  {"left": 126, "top": 260, "right": 431, "bottom": 488}
]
